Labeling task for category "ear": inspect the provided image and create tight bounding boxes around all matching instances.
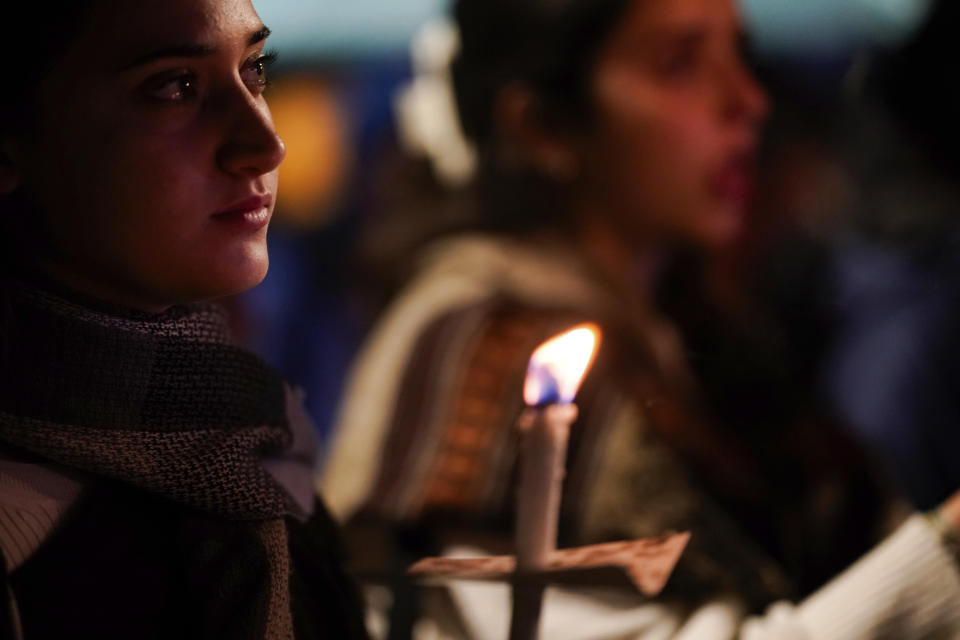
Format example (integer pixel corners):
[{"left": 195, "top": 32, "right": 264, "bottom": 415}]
[
  {"left": 0, "top": 139, "right": 24, "bottom": 196},
  {"left": 494, "top": 83, "right": 579, "bottom": 182}
]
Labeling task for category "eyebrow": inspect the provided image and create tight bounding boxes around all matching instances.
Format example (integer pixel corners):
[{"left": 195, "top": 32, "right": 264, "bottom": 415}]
[
  {"left": 119, "top": 25, "right": 271, "bottom": 71},
  {"left": 249, "top": 27, "right": 272, "bottom": 46}
]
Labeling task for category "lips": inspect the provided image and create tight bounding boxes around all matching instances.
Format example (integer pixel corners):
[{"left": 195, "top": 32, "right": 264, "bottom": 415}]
[
  {"left": 214, "top": 194, "right": 272, "bottom": 217},
  {"left": 212, "top": 194, "right": 273, "bottom": 229},
  {"left": 710, "top": 150, "right": 756, "bottom": 208}
]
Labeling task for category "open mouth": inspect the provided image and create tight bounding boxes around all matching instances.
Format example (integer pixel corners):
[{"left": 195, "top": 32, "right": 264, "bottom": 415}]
[{"left": 711, "top": 150, "right": 756, "bottom": 207}]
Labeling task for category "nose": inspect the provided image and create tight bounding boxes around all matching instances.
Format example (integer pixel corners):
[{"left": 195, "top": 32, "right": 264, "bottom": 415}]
[
  {"left": 216, "top": 87, "right": 287, "bottom": 177},
  {"left": 722, "top": 58, "right": 770, "bottom": 127}
]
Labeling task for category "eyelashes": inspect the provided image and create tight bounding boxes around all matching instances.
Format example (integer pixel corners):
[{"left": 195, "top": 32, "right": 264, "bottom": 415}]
[
  {"left": 140, "top": 68, "right": 197, "bottom": 102},
  {"left": 244, "top": 49, "right": 278, "bottom": 92},
  {"left": 257, "top": 50, "right": 279, "bottom": 69},
  {"left": 141, "top": 49, "right": 280, "bottom": 104}
]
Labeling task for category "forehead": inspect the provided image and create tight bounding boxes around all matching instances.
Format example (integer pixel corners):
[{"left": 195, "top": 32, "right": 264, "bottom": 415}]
[
  {"left": 74, "top": 0, "right": 264, "bottom": 60},
  {"left": 610, "top": 0, "right": 742, "bottom": 43}
]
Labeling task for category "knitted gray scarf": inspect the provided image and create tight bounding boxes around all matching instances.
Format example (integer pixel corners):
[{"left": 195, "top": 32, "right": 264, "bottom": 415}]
[
  {"left": 0, "top": 282, "right": 305, "bottom": 520},
  {"left": 0, "top": 281, "right": 312, "bottom": 639}
]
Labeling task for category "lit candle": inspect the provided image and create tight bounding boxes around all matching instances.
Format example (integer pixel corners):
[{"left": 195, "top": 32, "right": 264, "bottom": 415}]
[
  {"left": 511, "top": 323, "right": 601, "bottom": 640},
  {"left": 516, "top": 322, "right": 601, "bottom": 568}
]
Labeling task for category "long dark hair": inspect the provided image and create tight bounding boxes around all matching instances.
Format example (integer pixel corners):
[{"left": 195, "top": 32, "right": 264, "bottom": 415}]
[
  {"left": 450, "top": 0, "right": 633, "bottom": 232},
  {"left": 2, "top": 4, "right": 98, "bottom": 131},
  {"left": 842, "top": 0, "right": 960, "bottom": 247},
  {"left": 871, "top": 0, "right": 959, "bottom": 180},
  {"left": 1, "top": 2, "right": 98, "bottom": 356},
  {"left": 358, "top": 0, "right": 637, "bottom": 304}
]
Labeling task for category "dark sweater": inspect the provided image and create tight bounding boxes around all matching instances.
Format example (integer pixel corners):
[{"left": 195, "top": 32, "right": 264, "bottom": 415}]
[{"left": 1, "top": 481, "right": 368, "bottom": 639}]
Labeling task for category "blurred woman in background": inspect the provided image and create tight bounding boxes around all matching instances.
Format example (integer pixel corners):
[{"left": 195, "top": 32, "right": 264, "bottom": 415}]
[
  {"left": 0, "top": 1, "right": 366, "bottom": 637},
  {"left": 323, "top": 0, "right": 960, "bottom": 636}
]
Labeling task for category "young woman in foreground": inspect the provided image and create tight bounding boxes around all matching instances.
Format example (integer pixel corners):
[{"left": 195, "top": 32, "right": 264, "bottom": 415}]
[
  {"left": 0, "top": 1, "right": 366, "bottom": 637},
  {"left": 324, "top": 0, "right": 960, "bottom": 636}
]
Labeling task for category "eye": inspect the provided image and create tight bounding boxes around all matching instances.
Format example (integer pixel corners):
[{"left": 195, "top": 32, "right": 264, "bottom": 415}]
[
  {"left": 142, "top": 69, "right": 199, "bottom": 102},
  {"left": 241, "top": 51, "right": 278, "bottom": 94},
  {"left": 652, "top": 32, "right": 706, "bottom": 82},
  {"left": 658, "top": 45, "right": 698, "bottom": 79}
]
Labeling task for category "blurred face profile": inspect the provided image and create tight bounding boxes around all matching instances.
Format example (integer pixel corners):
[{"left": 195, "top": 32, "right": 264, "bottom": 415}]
[
  {"left": 6, "top": 0, "right": 285, "bottom": 311},
  {"left": 578, "top": 0, "right": 768, "bottom": 249}
]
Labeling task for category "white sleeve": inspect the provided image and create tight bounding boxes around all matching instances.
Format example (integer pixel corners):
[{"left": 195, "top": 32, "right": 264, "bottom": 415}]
[
  {"left": 740, "top": 515, "right": 960, "bottom": 640},
  {"left": 672, "top": 514, "right": 960, "bottom": 640},
  {"left": 739, "top": 514, "right": 960, "bottom": 640}
]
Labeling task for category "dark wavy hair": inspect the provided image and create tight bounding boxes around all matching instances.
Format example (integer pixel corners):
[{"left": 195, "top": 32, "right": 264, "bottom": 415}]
[
  {"left": 449, "top": 0, "right": 634, "bottom": 232},
  {"left": 3, "top": 3, "right": 98, "bottom": 131},
  {"left": 1, "top": 2, "right": 98, "bottom": 353},
  {"left": 872, "top": 0, "right": 959, "bottom": 179}
]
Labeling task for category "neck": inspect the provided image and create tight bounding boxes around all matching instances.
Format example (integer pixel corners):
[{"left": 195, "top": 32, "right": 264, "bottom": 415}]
[
  {"left": 570, "top": 206, "right": 664, "bottom": 305},
  {"left": 14, "top": 260, "right": 173, "bottom": 316},
  {"left": 5, "top": 225, "right": 173, "bottom": 315},
  {"left": 48, "top": 269, "right": 172, "bottom": 315}
]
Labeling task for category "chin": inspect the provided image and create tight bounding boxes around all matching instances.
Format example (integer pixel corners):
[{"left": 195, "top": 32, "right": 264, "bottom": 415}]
[
  {"left": 228, "top": 255, "right": 270, "bottom": 296},
  {"left": 693, "top": 206, "right": 747, "bottom": 250},
  {"left": 196, "top": 244, "right": 270, "bottom": 301}
]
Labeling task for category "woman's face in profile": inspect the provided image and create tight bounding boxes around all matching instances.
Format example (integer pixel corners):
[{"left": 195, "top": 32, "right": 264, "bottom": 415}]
[
  {"left": 8, "top": 0, "right": 285, "bottom": 311},
  {"left": 580, "top": 0, "right": 768, "bottom": 249}
]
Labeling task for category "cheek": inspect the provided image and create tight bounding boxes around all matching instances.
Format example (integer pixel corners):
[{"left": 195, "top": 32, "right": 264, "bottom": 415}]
[
  {"left": 27, "top": 96, "right": 206, "bottom": 230},
  {"left": 112, "top": 137, "right": 211, "bottom": 223},
  {"left": 591, "top": 84, "right": 717, "bottom": 231},
  {"left": 96, "top": 106, "right": 225, "bottom": 230},
  {"left": 45, "top": 136, "right": 208, "bottom": 254},
  {"left": 23, "top": 110, "right": 231, "bottom": 295}
]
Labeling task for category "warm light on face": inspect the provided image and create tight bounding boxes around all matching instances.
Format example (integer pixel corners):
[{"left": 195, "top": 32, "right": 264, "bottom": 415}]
[{"left": 523, "top": 323, "right": 602, "bottom": 406}]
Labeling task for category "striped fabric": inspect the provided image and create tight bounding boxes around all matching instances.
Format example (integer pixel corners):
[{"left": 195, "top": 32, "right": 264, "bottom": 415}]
[
  {"left": 794, "top": 514, "right": 960, "bottom": 639},
  {"left": 366, "top": 304, "right": 578, "bottom": 522},
  {"left": 0, "top": 461, "right": 81, "bottom": 572}
]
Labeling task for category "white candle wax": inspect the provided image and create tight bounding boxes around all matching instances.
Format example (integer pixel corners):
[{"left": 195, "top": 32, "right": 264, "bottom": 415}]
[{"left": 515, "top": 403, "right": 578, "bottom": 570}]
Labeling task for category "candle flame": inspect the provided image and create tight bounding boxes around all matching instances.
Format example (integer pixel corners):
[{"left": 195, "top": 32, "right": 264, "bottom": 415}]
[{"left": 523, "top": 323, "right": 602, "bottom": 406}]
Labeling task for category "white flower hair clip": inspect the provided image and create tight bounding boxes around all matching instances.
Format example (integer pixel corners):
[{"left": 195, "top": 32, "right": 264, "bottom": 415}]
[{"left": 394, "top": 18, "right": 478, "bottom": 188}]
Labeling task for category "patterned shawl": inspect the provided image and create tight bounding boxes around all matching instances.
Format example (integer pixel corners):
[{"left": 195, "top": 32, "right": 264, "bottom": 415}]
[{"left": 325, "top": 234, "right": 891, "bottom": 614}]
